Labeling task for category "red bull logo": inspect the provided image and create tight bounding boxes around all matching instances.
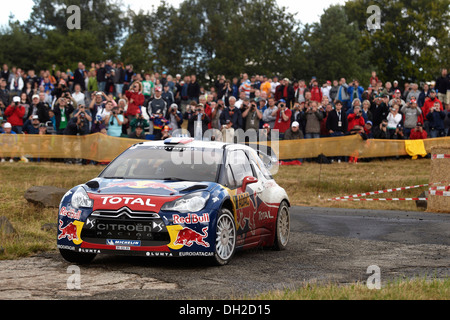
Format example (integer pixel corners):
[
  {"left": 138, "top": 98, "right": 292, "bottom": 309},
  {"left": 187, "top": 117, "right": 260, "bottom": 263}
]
[
  {"left": 58, "top": 220, "right": 79, "bottom": 241},
  {"left": 172, "top": 213, "right": 210, "bottom": 224},
  {"left": 104, "top": 181, "right": 176, "bottom": 193},
  {"left": 174, "top": 227, "right": 210, "bottom": 248}
]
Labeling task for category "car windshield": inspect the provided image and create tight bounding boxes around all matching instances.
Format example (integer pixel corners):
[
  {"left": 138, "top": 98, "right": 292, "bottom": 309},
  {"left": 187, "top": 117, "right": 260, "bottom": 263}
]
[{"left": 100, "top": 145, "right": 223, "bottom": 182}]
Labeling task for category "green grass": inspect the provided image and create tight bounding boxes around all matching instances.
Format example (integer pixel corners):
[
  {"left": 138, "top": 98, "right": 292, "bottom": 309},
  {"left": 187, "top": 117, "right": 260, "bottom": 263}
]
[{"left": 253, "top": 278, "right": 450, "bottom": 300}]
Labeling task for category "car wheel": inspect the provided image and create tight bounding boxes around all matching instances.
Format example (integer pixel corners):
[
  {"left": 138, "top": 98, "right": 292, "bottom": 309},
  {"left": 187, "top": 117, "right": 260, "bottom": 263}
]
[
  {"left": 212, "top": 208, "right": 236, "bottom": 266},
  {"left": 273, "top": 201, "right": 290, "bottom": 251},
  {"left": 59, "top": 249, "right": 96, "bottom": 264}
]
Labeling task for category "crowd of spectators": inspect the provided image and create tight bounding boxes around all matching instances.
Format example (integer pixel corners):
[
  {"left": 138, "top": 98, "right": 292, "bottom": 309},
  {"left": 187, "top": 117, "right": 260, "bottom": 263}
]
[{"left": 1, "top": 61, "right": 449, "bottom": 162}]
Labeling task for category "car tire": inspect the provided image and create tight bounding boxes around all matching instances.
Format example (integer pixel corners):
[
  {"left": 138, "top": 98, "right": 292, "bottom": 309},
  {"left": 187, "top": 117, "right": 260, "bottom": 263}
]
[
  {"left": 273, "top": 201, "right": 290, "bottom": 251},
  {"left": 211, "top": 208, "right": 236, "bottom": 266},
  {"left": 59, "top": 249, "right": 96, "bottom": 264}
]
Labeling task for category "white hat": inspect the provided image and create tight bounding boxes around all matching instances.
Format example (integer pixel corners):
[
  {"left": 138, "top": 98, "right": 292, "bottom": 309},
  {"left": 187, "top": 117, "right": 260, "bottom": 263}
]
[
  {"left": 32, "top": 94, "right": 39, "bottom": 100},
  {"left": 292, "top": 121, "right": 299, "bottom": 128},
  {"left": 13, "top": 96, "right": 20, "bottom": 103},
  {"left": 4, "top": 122, "right": 12, "bottom": 129}
]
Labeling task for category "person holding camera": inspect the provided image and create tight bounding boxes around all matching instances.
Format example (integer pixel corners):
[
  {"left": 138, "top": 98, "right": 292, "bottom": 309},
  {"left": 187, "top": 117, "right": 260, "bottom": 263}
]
[
  {"left": 188, "top": 103, "right": 210, "bottom": 138},
  {"left": 124, "top": 81, "right": 145, "bottom": 120},
  {"left": 166, "top": 103, "right": 183, "bottom": 131},
  {"left": 105, "top": 106, "right": 124, "bottom": 137},
  {"left": 409, "top": 122, "right": 428, "bottom": 140},
  {"left": 242, "top": 99, "right": 262, "bottom": 131},
  {"left": 271, "top": 99, "right": 291, "bottom": 138},
  {"left": 401, "top": 97, "right": 422, "bottom": 138},
  {"left": 53, "top": 95, "right": 75, "bottom": 135},
  {"left": 347, "top": 105, "right": 365, "bottom": 132},
  {"left": 219, "top": 96, "right": 243, "bottom": 130},
  {"left": 4, "top": 96, "right": 26, "bottom": 134},
  {"left": 386, "top": 104, "right": 402, "bottom": 138},
  {"left": 426, "top": 101, "right": 446, "bottom": 138},
  {"left": 373, "top": 119, "right": 389, "bottom": 139},
  {"left": 301, "top": 101, "right": 323, "bottom": 139}
]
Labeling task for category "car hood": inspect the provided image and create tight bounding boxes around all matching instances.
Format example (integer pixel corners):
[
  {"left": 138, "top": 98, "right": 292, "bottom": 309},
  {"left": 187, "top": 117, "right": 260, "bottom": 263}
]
[{"left": 85, "top": 178, "right": 216, "bottom": 197}]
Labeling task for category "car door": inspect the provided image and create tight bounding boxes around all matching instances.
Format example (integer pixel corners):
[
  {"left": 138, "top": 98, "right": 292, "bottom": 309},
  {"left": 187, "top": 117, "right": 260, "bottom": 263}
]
[{"left": 226, "top": 149, "right": 259, "bottom": 243}]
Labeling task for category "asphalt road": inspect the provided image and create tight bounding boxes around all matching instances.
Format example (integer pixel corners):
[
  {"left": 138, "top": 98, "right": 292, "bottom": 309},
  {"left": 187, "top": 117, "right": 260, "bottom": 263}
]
[{"left": 1, "top": 206, "right": 449, "bottom": 300}]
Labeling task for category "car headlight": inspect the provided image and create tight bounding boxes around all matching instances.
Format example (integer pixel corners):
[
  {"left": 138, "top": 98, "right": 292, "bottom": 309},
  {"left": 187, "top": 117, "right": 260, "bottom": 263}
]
[
  {"left": 161, "top": 191, "right": 210, "bottom": 213},
  {"left": 71, "top": 187, "right": 94, "bottom": 209}
]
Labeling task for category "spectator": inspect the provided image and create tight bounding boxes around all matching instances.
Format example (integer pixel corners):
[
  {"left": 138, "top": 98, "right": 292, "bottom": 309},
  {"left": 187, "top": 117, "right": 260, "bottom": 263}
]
[
  {"left": 129, "top": 111, "right": 149, "bottom": 133},
  {"left": 124, "top": 81, "right": 145, "bottom": 121},
  {"left": 364, "top": 121, "right": 373, "bottom": 139},
  {"left": 262, "top": 97, "right": 277, "bottom": 129},
  {"left": 435, "top": 68, "right": 449, "bottom": 106},
  {"left": 301, "top": 101, "right": 323, "bottom": 139},
  {"left": 347, "top": 79, "right": 364, "bottom": 103},
  {"left": 294, "top": 79, "right": 309, "bottom": 104},
  {"left": 129, "top": 123, "right": 146, "bottom": 139},
  {"left": 64, "top": 111, "right": 90, "bottom": 136},
  {"left": 0, "top": 78, "right": 10, "bottom": 106},
  {"left": 309, "top": 79, "right": 322, "bottom": 103},
  {"left": 422, "top": 89, "right": 443, "bottom": 118},
  {"left": 426, "top": 101, "right": 446, "bottom": 138},
  {"left": 188, "top": 74, "right": 200, "bottom": 103},
  {"left": 242, "top": 99, "right": 262, "bottom": 132},
  {"left": 114, "top": 62, "right": 125, "bottom": 97},
  {"left": 4, "top": 96, "right": 26, "bottom": 134},
  {"left": 142, "top": 74, "right": 154, "bottom": 106},
  {"left": 161, "top": 125, "right": 172, "bottom": 140},
  {"left": 347, "top": 105, "right": 365, "bottom": 132},
  {"left": 405, "top": 83, "right": 421, "bottom": 103},
  {"left": 373, "top": 119, "right": 389, "bottom": 139},
  {"left": 166, "top": 103, "right": 183, "bottom": 132},
  {"left": 392, "top": 123, "right": 405, "bottom": 140},
  {"left": 418, "top": 83, "right": 431, "bottom": 108},
  {"left": 72, "top": 84, "right": 85, "bottom": 106},
  {"left": 401, "top": 97, "right": 422, "bottom": 138},
  {"left": 272, "top": 99, "right": 291, "bottom": 138},
  {"left": 162, "top": 83, "right": 174, "bottom": 107},
  {"left": 361, "top": 99, "right": 372, "bottom": 123},
  {"left": 370, "top": 94, "right": 389, "bottom": 128},
  {"left": 150, "top": 109, "right": 169, "bottom": 140},
  {"left": 444, "top": 103, "right": 450, "bottom": 136},
  {"left": 329, "top": 80, "right": 339, "bottom": 102},
  {"left": 73, "top": 62, "right": 86, "bottom": 92},
  {"left": 189, "top": 103, "right": 210, "bottom": 138},
  {"left": 219, "top": 97, "right": 243, "bottom": 130},
  {"left": 388, "top": 89, "right": 407, "bottom": 109},
  {"left": 386, "top": 104, "right": 402, "bottom": 138},
  {"left": 284, "top": 121, "right": 304, "bottom": 140},
  {"left": 105, "top": 106, "right": 124, "bottom": 137},
  {"left": 336, "top": 78, "right": 350, "bottom": 110},
  {"left": 210, "top": 100, "right": 224, "bottom": 130},
  {"left": 23, "top": 115, "right": 41, "bottom": 134},
  {"left": 53, "top": 95, "right": 75, "bottom": 135},
  {"left": 326, "top": 100, "right": 348, "bottom": 137},
  {"left": 409, "top": 122, "right": 428, "bottom": 140},
  {"left": 27, "top": 94, "right": 49, "bottom": 123}
]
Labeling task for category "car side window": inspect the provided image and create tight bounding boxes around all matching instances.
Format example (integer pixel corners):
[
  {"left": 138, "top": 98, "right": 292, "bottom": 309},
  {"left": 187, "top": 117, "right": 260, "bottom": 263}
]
[
  {"left": 226, "top": 164, "right": 237, "bottom": 189},
  {"left": 228, "top": 150, "right": 254, "bottom": 188}
]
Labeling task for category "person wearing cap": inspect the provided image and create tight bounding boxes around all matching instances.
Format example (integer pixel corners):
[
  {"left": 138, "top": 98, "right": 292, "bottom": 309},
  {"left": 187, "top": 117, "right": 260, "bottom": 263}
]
[
  {"left": 401, "top": 97, "right": 422, "bottom": 138},
  {"left": 422, "top": 89, "right": 443, "bottom": 118},
  {"left": 161, "top": 125, "right": 172, "bottom": 140},
  {"left": 23, "top": 115, "right": 41, "bottom": 135},
  {"left": 26, "top": 94, "right": 49, "bottom": 123},
  {"left": 0, "top": 122, "right": 18, "bottom": 162},
  {"left": 364, "top": 121, "right": 373, "bottom": 139},
  {"left": 410, "top": 122, "right": 428, "bottom": 140},
  {"left": 4, "top": 96, "right": 26, "bottom": 133},
  {"left": 129, "top": 123, "right": 146, "bottom": 140},
  {"left": 284, "top": 121, "right": 304, "bottom": 140}
]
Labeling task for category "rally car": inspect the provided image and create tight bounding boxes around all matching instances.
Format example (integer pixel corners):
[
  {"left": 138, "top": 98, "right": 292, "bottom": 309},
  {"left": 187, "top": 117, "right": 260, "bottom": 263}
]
[{"left": 57, "top": 138, "right": 290, "bottom": 265}]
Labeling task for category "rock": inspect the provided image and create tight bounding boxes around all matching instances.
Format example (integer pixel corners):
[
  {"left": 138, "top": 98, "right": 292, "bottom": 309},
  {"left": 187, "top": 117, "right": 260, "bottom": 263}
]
[
  {"left": 415, "top": 191, "right": 428, "bottom": 210},
  {"left": 41, "top": 223, "right": 58, "bottom": 232},
  {"left": 0, "top": 216, "right": 16, "bottom": 235},
  {"left": 24, "top": 186, "right": 68, "bottom": 208}
]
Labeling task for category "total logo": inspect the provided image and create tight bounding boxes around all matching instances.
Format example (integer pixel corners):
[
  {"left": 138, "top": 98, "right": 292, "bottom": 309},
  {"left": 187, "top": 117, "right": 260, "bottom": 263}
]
[
  {"left": 100, "top": 196, "right": 156, "bottom": 207},
  {"left": 172, "top": 213, "right": 210, "bottom": 224}
]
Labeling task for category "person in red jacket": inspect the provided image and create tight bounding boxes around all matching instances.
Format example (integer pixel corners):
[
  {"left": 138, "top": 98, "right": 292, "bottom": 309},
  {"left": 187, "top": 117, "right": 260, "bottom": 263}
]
[
  {"left": 124, "top": 81, "right": 145, "bottom": 122},
  {"left": 310, "top": 80, "right": 323, "bottom": 103},
  {"left": 4, "top": 96, "right": 26, "bottom": 133},
  {"left": 409, "top": 122, "right": 428, "bottom": 140},
  {"left": 422, "top": 90, "right": 443, "bottom": 118},
  {"left": 347, "top": 105, "right": 365, "bottom": 132}
]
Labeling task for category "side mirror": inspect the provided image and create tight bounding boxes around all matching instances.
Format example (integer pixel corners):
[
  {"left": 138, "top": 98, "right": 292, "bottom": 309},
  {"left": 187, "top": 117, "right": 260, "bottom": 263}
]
[{"left": 242, "top": 176, "right": 258, "bottom": 191}]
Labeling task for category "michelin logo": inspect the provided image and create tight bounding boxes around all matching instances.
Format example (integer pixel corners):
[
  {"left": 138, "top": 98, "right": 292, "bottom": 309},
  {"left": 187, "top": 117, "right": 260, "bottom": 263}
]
[{"left": 107, "top": 239, "right": 141, "bottom": 247}]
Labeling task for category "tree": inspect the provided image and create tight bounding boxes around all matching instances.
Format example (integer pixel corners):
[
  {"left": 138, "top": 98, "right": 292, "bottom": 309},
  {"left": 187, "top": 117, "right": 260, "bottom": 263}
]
[{"left": 345, "top": 0, "right": 450, "bottom": 83}]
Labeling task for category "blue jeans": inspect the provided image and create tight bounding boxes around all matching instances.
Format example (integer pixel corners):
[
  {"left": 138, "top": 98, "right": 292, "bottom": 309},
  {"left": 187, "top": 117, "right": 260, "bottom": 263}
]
[{"left": 305, "top": 133, "right": 320, "bottom": 139}]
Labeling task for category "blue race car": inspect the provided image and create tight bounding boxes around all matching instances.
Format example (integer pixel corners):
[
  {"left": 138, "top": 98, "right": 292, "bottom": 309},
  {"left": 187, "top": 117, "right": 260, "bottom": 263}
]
[{"left": 57, "top": 138, "right": 290, "bottom": 265}]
